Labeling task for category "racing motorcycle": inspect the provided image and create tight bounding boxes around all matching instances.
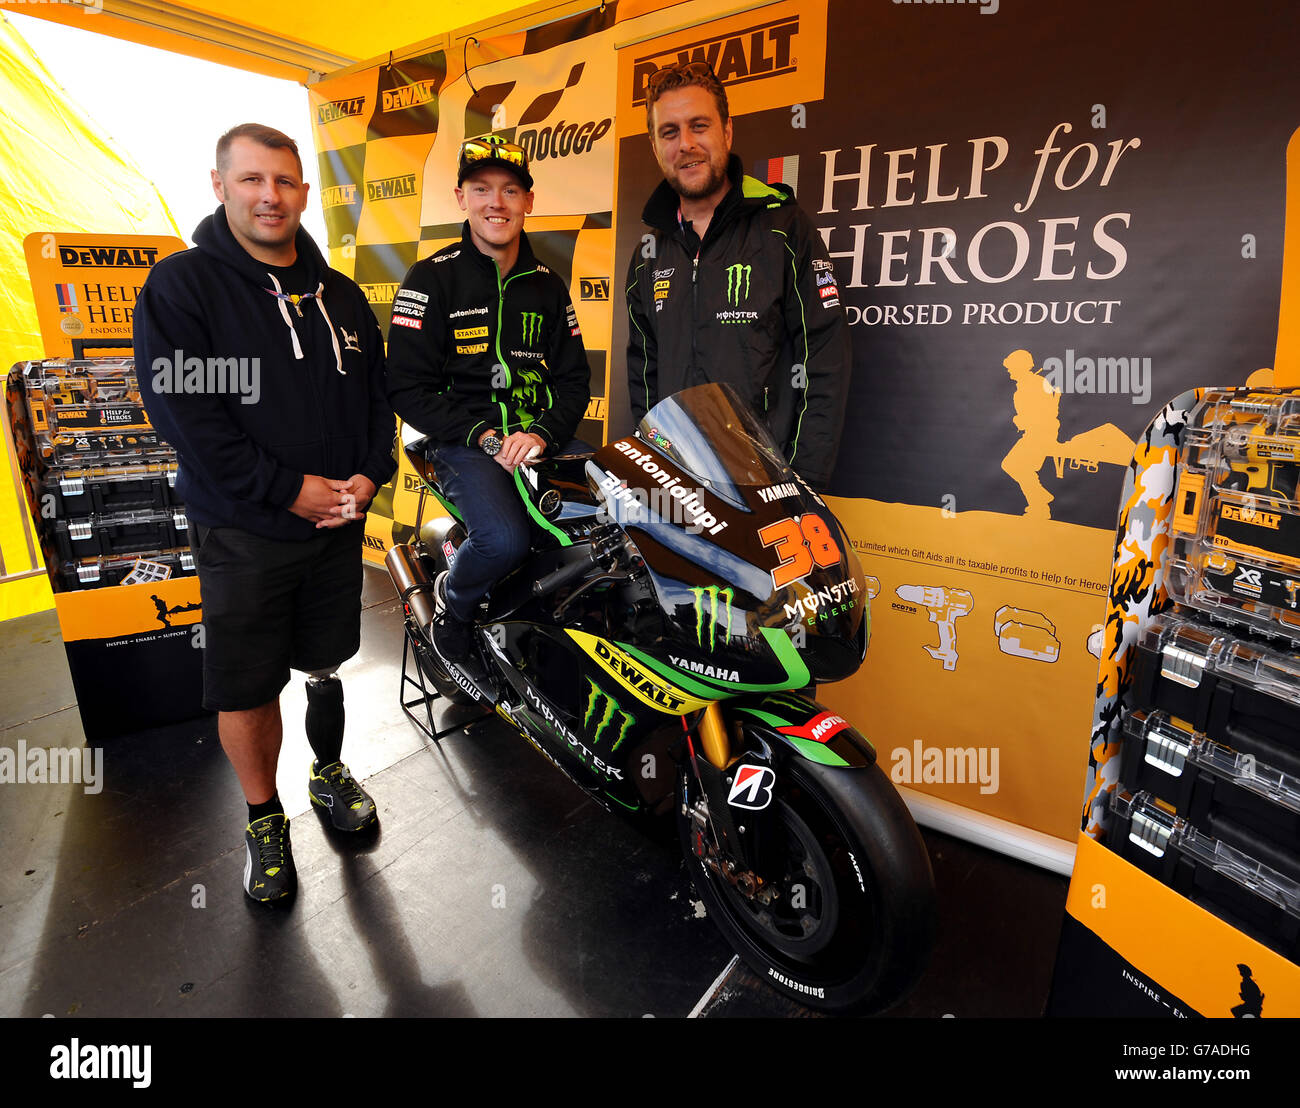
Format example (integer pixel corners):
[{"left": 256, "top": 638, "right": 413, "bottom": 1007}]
[{"left": 385, "top": 383, "right": 936, "bottom": 1014}]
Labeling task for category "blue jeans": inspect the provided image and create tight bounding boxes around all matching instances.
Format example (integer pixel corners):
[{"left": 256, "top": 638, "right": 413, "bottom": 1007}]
[{"left": 432, "top": 439, "right": 588, "bottom": 621}]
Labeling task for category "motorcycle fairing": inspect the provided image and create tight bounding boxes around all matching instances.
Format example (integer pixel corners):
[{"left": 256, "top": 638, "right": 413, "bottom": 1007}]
[
  {"left": 587, "top": 384, "right": 868, "bottom": 682},
  {"left": 617, "top": 627, "right": 810, "bottom": 697},
  {"left": 566, "top": 629, "right": 715, "bottom": 713},
  {"left": 486, "top": 622, "right": 682, "bottom": 813},
  {"left": 726, "top": 691, "right": 876, "bottom": 769}
]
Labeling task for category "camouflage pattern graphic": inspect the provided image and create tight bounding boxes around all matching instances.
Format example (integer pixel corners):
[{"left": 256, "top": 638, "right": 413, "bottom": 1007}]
[{"left": 1081, "top": 387, "right": 1200, "bottom": 838}]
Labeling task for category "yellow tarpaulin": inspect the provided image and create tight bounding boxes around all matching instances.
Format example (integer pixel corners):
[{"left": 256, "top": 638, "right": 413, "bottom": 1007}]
[
  {"left": 0, "top": 12, "right": 180, "bottom": 620},
  {"left": 0, "top": 0, "right": 575, "bottom": 82}
]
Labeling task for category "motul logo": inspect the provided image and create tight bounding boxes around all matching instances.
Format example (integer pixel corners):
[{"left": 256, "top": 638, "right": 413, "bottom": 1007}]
[
  {"left": 631, "top": 15, "right": 798, "bottom": 104},
  {"left": 810, "top": 715, "right": 846, "bottom": 741}
]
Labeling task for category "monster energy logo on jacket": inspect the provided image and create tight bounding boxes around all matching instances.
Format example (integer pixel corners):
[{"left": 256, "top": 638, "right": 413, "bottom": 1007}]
[
  {"left": 690, "top": 585, "right": 734, "bottom": 651},
  {"left": 584, "top": 678, "right": 634, "bottom": 750},
  {"left": 521, "top": 311, "right": 544, "bottom": 345},
  {"left": 726, "top": 264, "right": 751, "bottom": 306}
]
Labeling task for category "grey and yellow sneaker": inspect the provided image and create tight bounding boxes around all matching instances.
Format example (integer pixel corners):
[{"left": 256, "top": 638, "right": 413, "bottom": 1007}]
[
  {"left": 244, "top": 813, "right": 297, "bottom": 901},
  {"left": 308, "top": 760, "right": 379, "bottom": 832}
]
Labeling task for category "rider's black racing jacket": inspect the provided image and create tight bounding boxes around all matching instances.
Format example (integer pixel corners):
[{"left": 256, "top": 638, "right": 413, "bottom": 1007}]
[
  {"left": 625, "top": 155, "right": 852, "bottom": 491},
  {"left": 386, "top": 223, "right": 591, "bottom": 450}
]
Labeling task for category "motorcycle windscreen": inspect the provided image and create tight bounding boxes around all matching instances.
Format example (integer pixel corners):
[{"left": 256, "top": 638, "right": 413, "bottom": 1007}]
[{"left": 591, "top": 383, "right": 868, "bottom": 683}]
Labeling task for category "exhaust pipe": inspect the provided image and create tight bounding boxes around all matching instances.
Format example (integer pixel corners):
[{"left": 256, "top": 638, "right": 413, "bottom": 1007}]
[{"left": 386, "top": 543, "right": 438, "bottom": 633}]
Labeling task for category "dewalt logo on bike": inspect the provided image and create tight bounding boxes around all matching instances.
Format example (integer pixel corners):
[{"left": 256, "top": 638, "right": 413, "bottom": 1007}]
[
  {"left": 630, "top": 14, "right": 799, "bottom": 104},
  {"left": 520, "top": 312, "right": 544, "bottom": 345},
  {"left": 726, "top": 264, "right": 751, "bottom": 306},
  {"left": 689, "top": 585, "right": 734, "bottom": 651},
  {"left": 567, "top": 630, "right": 712, "bottom": 713},
  {"left": 584, "top": 679, "right": 634, "bottom": 751}
]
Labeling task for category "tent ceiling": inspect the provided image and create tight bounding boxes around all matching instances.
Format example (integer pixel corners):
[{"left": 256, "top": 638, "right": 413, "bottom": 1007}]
[{"left": 0, "top": 0, "right": 547, "bottom": 82}]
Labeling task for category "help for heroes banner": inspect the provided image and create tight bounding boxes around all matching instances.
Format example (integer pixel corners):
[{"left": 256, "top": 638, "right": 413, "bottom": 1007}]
[{"left": 610, "top": 0, "right": 1300, "bottom": 841}]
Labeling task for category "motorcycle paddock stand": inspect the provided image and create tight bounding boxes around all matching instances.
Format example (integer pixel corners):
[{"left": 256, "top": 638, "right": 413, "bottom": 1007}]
[{"left": 399, "top": 622, "right": 489, "bottom": 743}]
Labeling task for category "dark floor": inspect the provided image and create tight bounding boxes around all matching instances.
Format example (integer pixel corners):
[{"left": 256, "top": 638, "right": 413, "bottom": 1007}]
[{"left": 0, "top": 567, "right": 1069, "bottom": 1018}]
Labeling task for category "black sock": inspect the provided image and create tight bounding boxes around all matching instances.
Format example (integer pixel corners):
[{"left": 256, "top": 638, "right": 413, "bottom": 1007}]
[
  {"left": 305, "top": 676, "right": 345, "bottom": 769},
  {"left": 248, "top": 793, "right": 283, "bottom": 823}
]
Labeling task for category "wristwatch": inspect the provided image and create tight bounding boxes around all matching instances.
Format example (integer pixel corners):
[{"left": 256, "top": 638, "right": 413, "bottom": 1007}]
[{"left": 480, "top": 433, "right": 503, "bottom": 457}]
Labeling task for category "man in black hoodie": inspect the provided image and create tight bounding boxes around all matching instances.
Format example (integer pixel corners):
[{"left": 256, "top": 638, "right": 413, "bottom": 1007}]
[
  {"left": 134, "top": 124, "right": 396, "bottom": 903},
  {"left": 625, "top": 63, "right": 851, "bottom": 492}
]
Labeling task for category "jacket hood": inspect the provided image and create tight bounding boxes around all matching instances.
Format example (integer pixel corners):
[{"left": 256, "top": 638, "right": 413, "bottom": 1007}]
[
  {"left": 192, "top": 206, "right": 345, "bottom": 374},
  {"left": 641, "top": 154, "right": 795, "bottom": 234},
  {"left": 193, "top": 206, "right": 329, "bottom": 287}
]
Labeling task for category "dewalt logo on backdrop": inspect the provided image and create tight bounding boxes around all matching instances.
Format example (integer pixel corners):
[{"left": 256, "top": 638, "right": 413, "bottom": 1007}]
[
  {"left": 631, "top": 14, "right": 799, "bottom": 104},
  {"left": 361, "top": 283, "right": 400, "bottom": 305},
  {"left": 321, "top": 184, "right": 359, "bottom": 208},
  {"left": 366, "top": 174, "right": 418, "bottom": 202},
  {"left": 616, "top": 0, "right": 826, "bottom": 139},
  {"left": 318, "top": 97, "right": 366, "bottom": 125},
  {"left": 382, "top": 81, "right": 438, "bottom": 112}
]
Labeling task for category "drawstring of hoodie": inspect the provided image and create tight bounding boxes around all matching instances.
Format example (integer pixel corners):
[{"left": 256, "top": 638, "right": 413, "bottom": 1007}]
[{"left": 263, "top": 276, "right": 346, "bottom": 375}]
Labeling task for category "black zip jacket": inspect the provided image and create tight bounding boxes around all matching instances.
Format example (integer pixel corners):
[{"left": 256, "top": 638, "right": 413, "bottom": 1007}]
[
  {"left": 625, "top": 155, "right": 851, "bottom": 490},
  {"left": 385, "top": 224, "right": 591, "bottom": 449},
  {"left": 133, "top": 208, "right": 396, "bottom": 541}
]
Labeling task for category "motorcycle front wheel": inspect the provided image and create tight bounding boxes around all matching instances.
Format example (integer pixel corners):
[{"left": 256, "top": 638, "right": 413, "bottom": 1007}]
[{"left": 677, "top": 753, "right": 936, "bottom": 1014}]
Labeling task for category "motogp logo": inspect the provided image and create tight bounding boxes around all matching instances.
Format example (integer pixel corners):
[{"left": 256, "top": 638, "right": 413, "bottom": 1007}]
[{"left": 727, "top": 764, "right": 776, "bottom": 810}]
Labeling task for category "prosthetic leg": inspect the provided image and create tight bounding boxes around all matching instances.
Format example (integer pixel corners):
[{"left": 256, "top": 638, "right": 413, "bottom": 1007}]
[{"left": 305, "top": 671, "right": 378, "bottom": 832}]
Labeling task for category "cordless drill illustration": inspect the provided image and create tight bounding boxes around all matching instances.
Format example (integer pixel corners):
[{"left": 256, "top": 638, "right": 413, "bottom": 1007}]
[{"left": 896, "top": 585, "right": 974, "bottom": 670}]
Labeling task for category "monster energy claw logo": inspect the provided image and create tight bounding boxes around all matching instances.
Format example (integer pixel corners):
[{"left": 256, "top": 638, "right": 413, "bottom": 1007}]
[
  {"left": 690, "top": 585, "right": 734, "bottom": 651},
  {"left": 584, "top": 678, "right": 634, "bottom": 750},
  {"left": 521, "top": 311, "right": 544, "bottom": 345},
  {"left": 726, "top": 264, "right": 751, "bottom": 306}
]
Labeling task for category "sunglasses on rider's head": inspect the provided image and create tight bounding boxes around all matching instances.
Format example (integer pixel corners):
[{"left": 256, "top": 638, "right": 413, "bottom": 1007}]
[{"left": 457, "top": 135, "right": 534, "bottom": 188}]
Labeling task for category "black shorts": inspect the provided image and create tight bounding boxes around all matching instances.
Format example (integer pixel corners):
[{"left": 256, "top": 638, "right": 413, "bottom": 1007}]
[{"left": 192, "top": 523, "right": 364, "bottom": 711}]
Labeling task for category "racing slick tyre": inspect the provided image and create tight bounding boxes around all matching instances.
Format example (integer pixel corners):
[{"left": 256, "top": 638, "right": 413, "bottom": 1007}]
[{"left": 677, "top": 753, "right": 936, "bottom": 1014}]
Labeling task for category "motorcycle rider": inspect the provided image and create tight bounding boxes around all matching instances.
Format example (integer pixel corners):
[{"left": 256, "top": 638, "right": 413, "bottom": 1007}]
[{"left": 386, "top": 135, "right": 591, "bottom": 673}]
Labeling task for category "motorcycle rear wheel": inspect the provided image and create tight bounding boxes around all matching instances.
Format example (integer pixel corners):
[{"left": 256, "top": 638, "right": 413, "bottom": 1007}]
[{"left": 677, "top": 754, "right": 936, "bottom": 1014}]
